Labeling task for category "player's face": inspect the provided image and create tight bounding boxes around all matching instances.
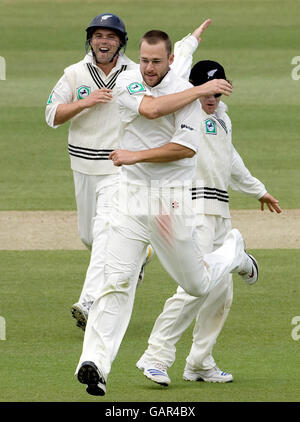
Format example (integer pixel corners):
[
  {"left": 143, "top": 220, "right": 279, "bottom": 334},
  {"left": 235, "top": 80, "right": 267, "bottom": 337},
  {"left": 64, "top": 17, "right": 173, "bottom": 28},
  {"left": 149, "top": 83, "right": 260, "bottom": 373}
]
[
  {"left": 90, "top": 29, "right": 121, "bottom": 64},
  {"left": 200, "top": 95, "right": 221, "bottom": 114},
  {"left": 139, "top": 41, "right": 174, "bottom": 87}
]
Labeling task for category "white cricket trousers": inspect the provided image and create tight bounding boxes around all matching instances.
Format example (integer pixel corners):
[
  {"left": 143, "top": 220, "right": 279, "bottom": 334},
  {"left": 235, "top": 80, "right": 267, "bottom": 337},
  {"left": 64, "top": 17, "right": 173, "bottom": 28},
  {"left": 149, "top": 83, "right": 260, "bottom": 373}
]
[
  {"left": 141, "top": 214, "right": 233, "bottom": 370},
  {"left": 73, "top": 171, "right": 101, "bottom": 248},
  {"left": 74, "top": 172, "right": 120, "bottom": 304},
  {"left": 76, "top": 182, "right": 244, "bottom": 380}
]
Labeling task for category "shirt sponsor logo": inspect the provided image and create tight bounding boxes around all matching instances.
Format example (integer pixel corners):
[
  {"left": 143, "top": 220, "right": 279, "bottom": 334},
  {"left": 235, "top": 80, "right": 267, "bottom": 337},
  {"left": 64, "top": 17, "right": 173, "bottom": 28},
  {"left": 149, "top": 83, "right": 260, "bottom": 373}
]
[
  {"left": 77, "top": 85, "right": 91, "bottom": 100},
  {"left": 205, "top": 119, "right": 217, "bottom": 135},
  {"left": 127, "top": 82, "right": 146, "bottom": 95},
  {"left": 181, "top": 124, "right": 194, "bottom": 131}
]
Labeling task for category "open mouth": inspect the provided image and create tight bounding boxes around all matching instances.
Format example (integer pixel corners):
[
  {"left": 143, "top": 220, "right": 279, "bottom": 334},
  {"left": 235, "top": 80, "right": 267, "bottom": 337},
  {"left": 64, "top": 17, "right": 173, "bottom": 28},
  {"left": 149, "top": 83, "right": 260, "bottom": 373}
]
[
  {"left": 99, "top": 48, "right": 110, "bottom": 53},
  {"left": 205, "top": 100, "right": 216, "bottom": 107}
]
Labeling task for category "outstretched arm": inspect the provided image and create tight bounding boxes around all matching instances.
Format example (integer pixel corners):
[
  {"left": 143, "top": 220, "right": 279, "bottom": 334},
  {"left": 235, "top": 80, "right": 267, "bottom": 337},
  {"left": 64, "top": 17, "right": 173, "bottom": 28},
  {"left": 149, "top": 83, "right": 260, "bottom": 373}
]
[
  {"left": 172, "top": 19, "right": 211, "bottom": 80},
  {"left": 230, "top": 146, "right": 282, "bottom": 214},
  {"left": 139, "top": 79, "right": 232, "bottom": 119},
  {"left": 138, "top": 18, "right": 232, "bottom": 119}
]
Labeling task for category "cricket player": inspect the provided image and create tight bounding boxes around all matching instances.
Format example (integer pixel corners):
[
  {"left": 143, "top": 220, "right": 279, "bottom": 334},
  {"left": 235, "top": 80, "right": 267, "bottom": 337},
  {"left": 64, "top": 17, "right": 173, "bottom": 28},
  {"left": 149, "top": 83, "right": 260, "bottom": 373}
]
[
  {"left": 45, "top": 15, "right": 230, "bottom": 330},
  {"left": 75, "top": 30, "right": 258, "bottom": 396},
  {"left": 45, "top": 13, "right": 141, "bottom": 327},
  {"left": 136, "top": 57, "right": 282, "bottom": 386}
]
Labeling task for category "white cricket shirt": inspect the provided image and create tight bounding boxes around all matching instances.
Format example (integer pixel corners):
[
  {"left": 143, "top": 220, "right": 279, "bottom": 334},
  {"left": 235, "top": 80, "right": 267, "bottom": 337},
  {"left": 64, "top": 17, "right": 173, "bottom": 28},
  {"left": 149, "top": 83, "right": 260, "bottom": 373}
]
[
  {"left": 115, "top": 68, "right": 201, "bottom": 187},
  {"left": 192, "top": 102, "right": 266, "bottom": 218},
  {"left": 172, "top": 34, "right": 266, "bottom": 217},
  {"left": 45, "top": 52, "right": 137, "bottom": 175}
]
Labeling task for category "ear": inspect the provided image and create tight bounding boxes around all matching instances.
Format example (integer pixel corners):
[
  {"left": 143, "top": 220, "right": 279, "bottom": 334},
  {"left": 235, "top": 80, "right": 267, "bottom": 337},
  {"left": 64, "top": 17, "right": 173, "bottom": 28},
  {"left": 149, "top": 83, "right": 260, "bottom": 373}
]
[{"left": 169, "top": 53, "right": 174, "bottom": 66}]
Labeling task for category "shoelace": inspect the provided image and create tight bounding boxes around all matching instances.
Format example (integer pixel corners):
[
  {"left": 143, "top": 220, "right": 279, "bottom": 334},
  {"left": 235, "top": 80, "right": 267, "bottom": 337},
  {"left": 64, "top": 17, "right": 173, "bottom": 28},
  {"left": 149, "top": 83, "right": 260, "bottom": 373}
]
[
  {"left": 153, "top": 362, "right": 167, "bottom": 372},
  {"left": 214, "top": 366, "right": 229, "bottom": 375}
]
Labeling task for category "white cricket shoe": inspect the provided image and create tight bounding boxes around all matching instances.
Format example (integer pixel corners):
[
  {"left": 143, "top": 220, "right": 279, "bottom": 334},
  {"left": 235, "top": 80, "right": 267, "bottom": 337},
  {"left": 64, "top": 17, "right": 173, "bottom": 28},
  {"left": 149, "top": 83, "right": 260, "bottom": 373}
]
[
  {"left": 238, "top": 253, "right": 259, "bottom": 285},
  {"left": 224, "top": 229, "right": 259, "bottom": 285},
  {"left": 71, "top": 302, "right": 92, "bottom": 331},
  {"left": 183, "top": 366, "right": 233, "bottom": 383},
  {"left": 144, "top": 362, "right": 171, "bottom": 386},
  {"left": 138, "top": 244, "right": 155, "bottom": 286}
]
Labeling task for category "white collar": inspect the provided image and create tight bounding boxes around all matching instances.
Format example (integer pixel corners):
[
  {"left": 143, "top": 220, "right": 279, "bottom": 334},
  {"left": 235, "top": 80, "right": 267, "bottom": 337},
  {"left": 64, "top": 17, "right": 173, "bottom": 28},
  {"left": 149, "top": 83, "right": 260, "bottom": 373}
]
[{"left": 82, "top": 52, "right": 133, "bottom": 71}]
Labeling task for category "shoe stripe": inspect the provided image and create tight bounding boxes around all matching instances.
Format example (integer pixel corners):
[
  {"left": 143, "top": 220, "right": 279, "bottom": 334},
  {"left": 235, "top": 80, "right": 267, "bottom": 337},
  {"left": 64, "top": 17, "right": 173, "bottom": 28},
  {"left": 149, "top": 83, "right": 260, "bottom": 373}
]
[
  {"left": 147, "top": 369, "right": 167, "bottom": 376},
  {"left": 249, "top": 255, "right": 258, "bottom": 276}
]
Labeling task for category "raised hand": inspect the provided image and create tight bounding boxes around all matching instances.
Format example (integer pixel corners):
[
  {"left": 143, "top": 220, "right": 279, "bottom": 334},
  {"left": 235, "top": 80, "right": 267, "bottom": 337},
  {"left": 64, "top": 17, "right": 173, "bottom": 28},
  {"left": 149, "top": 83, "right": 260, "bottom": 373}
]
[{"left": 192, "top": 19, "right": 212, "bottom": 43}]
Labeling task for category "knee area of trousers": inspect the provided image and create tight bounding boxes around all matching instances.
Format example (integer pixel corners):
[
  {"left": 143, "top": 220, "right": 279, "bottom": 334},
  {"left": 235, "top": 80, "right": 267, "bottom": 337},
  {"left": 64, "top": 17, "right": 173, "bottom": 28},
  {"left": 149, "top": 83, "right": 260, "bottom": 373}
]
[
  {"left": 184, "top": 282, "right": 209, "bottom": 298},
  {"left": 104, "top": 270, "right": 136, "bottom": 292},
  {"left": 92, "top": 216, "right": 109, "bottom": 239}
]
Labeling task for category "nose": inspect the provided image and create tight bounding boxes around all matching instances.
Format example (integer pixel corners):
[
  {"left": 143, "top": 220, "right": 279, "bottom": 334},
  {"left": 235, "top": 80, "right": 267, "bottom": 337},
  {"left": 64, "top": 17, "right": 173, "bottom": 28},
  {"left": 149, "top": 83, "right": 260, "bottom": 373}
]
[
  {"left": 100, "top": 38, "right": 109, "bottom": 44},
  {"left": 145, "top": 61, "right": 155, "bottom": 72}
]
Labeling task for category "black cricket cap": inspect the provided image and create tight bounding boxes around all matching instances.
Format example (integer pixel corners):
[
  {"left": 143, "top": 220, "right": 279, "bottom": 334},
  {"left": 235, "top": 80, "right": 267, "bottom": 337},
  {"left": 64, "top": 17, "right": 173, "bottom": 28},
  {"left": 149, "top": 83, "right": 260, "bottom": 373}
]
[{"left": 189, "top": 60, "right": 226, "bottom": 86}]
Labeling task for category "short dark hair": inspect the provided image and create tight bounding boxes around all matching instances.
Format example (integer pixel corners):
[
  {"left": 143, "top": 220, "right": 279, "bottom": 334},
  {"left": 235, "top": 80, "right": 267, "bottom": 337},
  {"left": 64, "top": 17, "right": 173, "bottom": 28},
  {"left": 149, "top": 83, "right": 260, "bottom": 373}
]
[{"left": 140, "top": 30, "right": 172, "bottom": 56}]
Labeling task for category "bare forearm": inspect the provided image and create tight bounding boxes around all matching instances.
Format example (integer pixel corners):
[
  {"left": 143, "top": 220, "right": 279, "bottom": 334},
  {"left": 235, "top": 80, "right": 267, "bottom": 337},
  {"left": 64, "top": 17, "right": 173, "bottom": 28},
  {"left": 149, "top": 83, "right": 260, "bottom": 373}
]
[
  {"left": 109, "top": 143, "right": 195, "bottom": 166},
  {"left": 139, "top": 89, "right": 201, "bottom": 119},
  {"left": 54, "top": 101, "right": 86, "bottom": 125},
  {"left": 136, "top": 144, "right": 195, "bottom": 162},
  {"left": 54, "top": 88, "right": 113, "bottom": 125},
  {"left": 139, "top": 79, "right": 232, "bottom": 119}
]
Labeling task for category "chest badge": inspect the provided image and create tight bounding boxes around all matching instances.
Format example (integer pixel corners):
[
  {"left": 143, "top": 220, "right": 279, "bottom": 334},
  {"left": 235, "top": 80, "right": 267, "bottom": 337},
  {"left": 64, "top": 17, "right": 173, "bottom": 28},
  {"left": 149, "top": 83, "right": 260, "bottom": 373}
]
[
  {"left": 77, "top": 85, "right": 91, "bottom": 100},
  {"left": 127, "top": 82, "right": 146, "bottom": 95},
  {"left": 205, "top": 119, "right": 217, "bottom": 135}
]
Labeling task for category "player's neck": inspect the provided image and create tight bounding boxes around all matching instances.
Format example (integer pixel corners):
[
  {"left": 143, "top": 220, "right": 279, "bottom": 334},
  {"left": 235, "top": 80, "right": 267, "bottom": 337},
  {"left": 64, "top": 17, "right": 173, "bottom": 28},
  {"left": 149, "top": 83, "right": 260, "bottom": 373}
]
[{"left": 96, "top": 56, "right": 119, "bottom": 76}]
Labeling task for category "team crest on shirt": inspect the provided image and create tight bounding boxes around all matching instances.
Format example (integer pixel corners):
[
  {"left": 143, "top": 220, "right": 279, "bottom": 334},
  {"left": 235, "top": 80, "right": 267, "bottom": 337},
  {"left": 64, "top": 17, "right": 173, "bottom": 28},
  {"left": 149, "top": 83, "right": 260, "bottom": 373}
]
[
  {"left": 77, "top": 85, "right": 91, "bottom": 100},
  {"left": 127, "top": 82, "right": 146, "bottom": 95},
  {"left": 205, "top": 119, "right": 217, "bottom": 135}
]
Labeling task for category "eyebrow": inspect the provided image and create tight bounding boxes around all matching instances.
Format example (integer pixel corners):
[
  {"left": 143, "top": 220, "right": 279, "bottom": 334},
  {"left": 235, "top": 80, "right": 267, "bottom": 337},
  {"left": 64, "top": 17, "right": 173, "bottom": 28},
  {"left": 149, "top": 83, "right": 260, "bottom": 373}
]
[
  {"left": 140, "top": 57, "right": 164, "bottom": 61},
  {"left": 94, "top": 31, "right": 118, "bottom": 37}
]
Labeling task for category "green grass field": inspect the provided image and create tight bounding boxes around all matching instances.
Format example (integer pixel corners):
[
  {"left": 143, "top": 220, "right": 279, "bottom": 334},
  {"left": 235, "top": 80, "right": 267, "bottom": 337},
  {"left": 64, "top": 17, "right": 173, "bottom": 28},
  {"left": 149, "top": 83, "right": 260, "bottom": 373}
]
[
  {"left": 0, "top": 0, "right": 299, "bottom": 404},
  {"left": 1, "top": 250, "right": 300, "bottom": 402}
]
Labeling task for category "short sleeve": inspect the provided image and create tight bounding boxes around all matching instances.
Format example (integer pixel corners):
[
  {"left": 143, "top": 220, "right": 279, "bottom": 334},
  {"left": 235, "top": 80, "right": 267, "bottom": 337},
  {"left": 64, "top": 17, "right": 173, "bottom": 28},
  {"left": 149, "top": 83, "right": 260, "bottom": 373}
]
[
  {"left": 171, "top": 99, "right": 201, "bottom": 153},
  {"left": 115, "top": 75, "right": 151, "bottom": 123}
]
